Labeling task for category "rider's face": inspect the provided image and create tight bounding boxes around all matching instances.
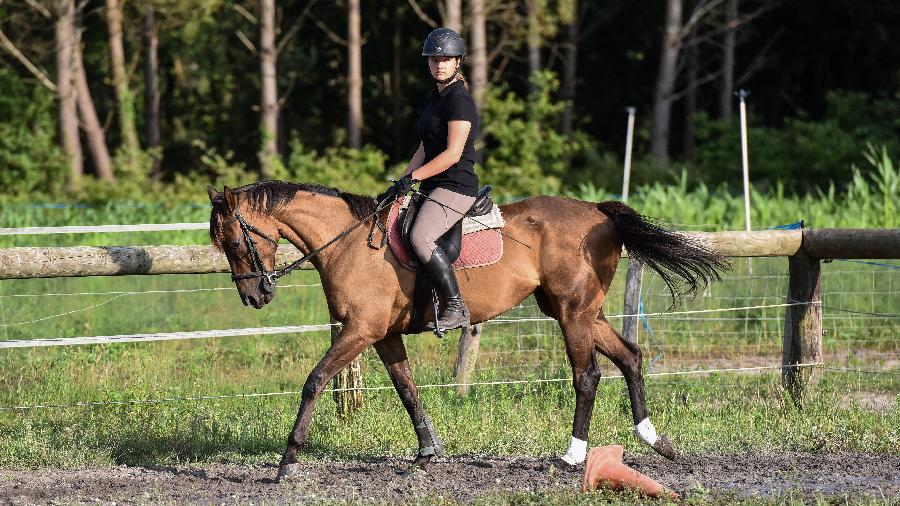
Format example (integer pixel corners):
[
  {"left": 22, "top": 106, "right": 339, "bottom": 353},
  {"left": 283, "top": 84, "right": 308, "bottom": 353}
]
[{"left": 428, "top": 56, "right": 458, "bottom": 81}]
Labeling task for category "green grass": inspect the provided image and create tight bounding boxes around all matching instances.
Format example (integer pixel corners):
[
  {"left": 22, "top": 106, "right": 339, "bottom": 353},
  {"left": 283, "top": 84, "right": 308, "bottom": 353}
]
[{"left": 0, "top": 260, "right": 896, "bottom": 468}]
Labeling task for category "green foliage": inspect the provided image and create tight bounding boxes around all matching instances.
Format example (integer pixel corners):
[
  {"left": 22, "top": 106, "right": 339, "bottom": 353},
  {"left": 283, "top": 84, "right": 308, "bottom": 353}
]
[
  {"left": 284, "top": 138, "right": 392, "bottom": 196},
  {"left": 567, "top": 145, "right": 899, "bottom": 229},
  {"left": 691, "top": 91, "right": 900, "bottom": 190},
  {"left": 0, "top": 69, "right": 68, "bottom": 200},
  {"left": 481, "top": 71, "right": 593, "bottom": 196}
]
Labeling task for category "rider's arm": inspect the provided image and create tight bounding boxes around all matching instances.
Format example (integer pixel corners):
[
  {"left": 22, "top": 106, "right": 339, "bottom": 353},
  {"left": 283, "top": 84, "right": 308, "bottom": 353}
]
[
  {"left": 402, "top": 143, "right": 426, "bottom": 177},
  {"left": 411, "top": 120, "right": 471, "bottom": 181}
]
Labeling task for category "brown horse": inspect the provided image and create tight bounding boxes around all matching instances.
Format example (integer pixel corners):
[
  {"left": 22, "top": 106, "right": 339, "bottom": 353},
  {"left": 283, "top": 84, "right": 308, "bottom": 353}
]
[{"left": 207, "top": 181, "right": 727, "bottom": 480}]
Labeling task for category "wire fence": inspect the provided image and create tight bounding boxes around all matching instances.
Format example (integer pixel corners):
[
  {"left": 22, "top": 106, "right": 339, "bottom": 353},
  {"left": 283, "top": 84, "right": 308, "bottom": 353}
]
[{"left": 0, "top": 223, "right": 896, "bottom": 414}]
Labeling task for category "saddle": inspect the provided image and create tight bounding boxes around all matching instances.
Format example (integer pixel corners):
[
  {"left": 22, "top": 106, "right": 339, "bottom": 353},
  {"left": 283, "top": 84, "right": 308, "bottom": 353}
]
[
  {"left": 399, "top": 185, "right": 495, "bottom": 263},
  {"left": 394, "top": 185, "right": 501, "bottom": 334}
]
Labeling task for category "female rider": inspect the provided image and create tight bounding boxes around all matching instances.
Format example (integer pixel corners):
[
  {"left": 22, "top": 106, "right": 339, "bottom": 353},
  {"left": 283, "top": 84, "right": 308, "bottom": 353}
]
[{"left": 378, "top": 27, "right": 479, "bottom": 332}]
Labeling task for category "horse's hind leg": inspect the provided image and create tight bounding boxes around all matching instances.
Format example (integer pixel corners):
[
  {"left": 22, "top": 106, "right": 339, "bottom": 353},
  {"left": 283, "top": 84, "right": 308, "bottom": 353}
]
[
  {"left": 556, "top": 314, "right": 603, "bottom": 466},
  {"left": 373, "top": 333, "right": 443, "bottom": 473},
  {"left": 593, "top": 315, "right": 677, "bottom": 459}
]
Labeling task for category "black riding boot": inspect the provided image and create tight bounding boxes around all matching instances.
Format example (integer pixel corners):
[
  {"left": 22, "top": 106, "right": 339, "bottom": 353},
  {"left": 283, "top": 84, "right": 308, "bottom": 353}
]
[{"left": 424, "top": 247, "right": 470, "bottom": 331}]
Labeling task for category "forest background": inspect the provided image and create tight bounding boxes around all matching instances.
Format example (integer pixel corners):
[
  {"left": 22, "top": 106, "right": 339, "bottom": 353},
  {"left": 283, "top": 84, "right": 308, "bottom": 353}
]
[{"left": 1, "top": 0, "right": 898, "bottom": 214}]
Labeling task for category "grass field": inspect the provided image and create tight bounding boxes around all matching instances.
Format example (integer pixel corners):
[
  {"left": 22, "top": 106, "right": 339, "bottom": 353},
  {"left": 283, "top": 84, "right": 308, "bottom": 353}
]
[{"left": 0, "top": 187, "right": 897, "bottom": 504}]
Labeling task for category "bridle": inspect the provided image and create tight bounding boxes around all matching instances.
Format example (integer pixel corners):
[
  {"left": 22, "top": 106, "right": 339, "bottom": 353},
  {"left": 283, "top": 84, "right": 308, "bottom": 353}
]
[
  {"left": 220, "top": 198, "right": 395, "bottom": 293},
  {"left": 224, "top": 208, "right": 281, "bottom": 293}
]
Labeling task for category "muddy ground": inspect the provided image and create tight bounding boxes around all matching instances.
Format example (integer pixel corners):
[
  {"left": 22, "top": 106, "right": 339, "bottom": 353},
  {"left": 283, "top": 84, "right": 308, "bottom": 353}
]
[{"left": 1, "top": 452, "right": 898, "bottom": 504}]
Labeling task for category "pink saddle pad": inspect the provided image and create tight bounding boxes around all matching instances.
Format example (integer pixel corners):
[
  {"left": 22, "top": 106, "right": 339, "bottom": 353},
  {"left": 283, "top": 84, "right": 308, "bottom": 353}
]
[{"left": 387, "top": 197, "right": 503, "bottom": 271}]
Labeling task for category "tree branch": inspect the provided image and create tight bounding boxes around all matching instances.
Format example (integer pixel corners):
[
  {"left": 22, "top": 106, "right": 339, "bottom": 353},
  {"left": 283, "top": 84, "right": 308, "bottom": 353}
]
[
  {"left": 669, "top": 68, "right": 723, "bottom": 102},
  {"left": 24, "top": 0, "right": 52, "bottom": 18},
  {"left": 311, "top": 13, "right": 348, "bottom": 46},
  {"left": 684, "top": 1, "right": 782, "bottom": 49},
  {"left": 235, "top": 30, "right": 257, "bottom": 54},
  {"left": 406, "top": 0, "right": 438, "bottom": 27},
  {"left": 0, "top": 29, "right": 57, "bottom": 92},
  {"left": 276, "top": 0, "right": 320, "bottom": 54},
  {"left": 680, "top": 0, "right": 726, "bottom": 40},
  {"left": 736, "top": 27, "right": 784, "bottom": 85},
  {"left": 232, "top": 3, "right": 257, "bottom": 24}
]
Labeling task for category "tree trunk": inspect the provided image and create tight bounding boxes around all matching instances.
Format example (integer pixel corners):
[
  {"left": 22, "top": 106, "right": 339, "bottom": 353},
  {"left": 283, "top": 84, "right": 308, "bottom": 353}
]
[
  {"left": 720, "top": 0, "right": 737, "bottom": 120},
  {"left": 55, "top": 0, "right": 83, "bottom": 185},
  {"left": 651, "top": 0, "right": 683, "bottom": 163},
  {"left": 391, "top": 3, "right": 404, "bottom": 160},
  {"left": 73, "top": 20, "right": 115, "bottom": 181},
  {"left": 468, "top": 0, "right": 487, "bottom": 108},
  {"left": 682, "top": 42, "right": 698, "bottom": 159},
  {"left": 560, "top": 0, "right": 578, "bottom": 136},
  {"left": 444, "top": 0, "right": 462, "bottom": 33},
  {"left": 143, "top": 3, "right": 161, "bottom": 179},
  {"left": 259, "top": 0, "right": 279, "bottom": 175},
  {"left": 347, "top": 0, "right": 362, "bottom": 149},
  {"left": 526, "top": 0, "right": 541, "bottom": 97},
  {"left": 105, "top": 0, "right": 140, "bottom": 173}
]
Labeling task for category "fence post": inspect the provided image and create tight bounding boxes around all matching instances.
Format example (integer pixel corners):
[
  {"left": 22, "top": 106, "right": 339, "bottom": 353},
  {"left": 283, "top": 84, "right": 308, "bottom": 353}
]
[
  {"left": 622, "top": 257, "right": 643, "bottom": 345},
  {"left": 454, "top": 323, "right": 482, "bottom": 395},
  {"left": 782, "top": 248, "right": 823, "bottom": 401},
  {"left": 331, "top": 317, "right": 363, "bottom": 416}
]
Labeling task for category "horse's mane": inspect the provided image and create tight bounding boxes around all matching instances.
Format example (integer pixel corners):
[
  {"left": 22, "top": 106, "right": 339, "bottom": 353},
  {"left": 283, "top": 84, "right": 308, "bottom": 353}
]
[{"left": 209, "top": 180, "right": 376, "bottom": 249}]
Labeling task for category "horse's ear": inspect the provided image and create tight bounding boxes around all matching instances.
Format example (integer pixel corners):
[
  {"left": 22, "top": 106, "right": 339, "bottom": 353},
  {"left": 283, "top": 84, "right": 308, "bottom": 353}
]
[
  {"left": 222, "top": 186, "right": 237, "bottom": 209},
  {"left": 207, "top": 185, "right": 222, "bottom": 204}
]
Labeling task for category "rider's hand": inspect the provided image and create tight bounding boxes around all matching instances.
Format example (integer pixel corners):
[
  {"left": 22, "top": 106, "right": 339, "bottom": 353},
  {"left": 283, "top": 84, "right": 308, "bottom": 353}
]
[{"left": 375, "top": 174, "right": 418, "bottom": 207}]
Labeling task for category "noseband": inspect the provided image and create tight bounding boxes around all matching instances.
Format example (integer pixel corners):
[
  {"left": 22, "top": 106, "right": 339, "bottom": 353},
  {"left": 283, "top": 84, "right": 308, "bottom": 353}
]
[{"left": 225, "top": 209, "right": 280, "bottom": 293}]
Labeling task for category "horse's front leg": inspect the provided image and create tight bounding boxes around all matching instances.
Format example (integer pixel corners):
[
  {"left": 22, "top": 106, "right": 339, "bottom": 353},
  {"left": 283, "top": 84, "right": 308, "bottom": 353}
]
[
  {"left": 593, "top": 316, "right": 677, "bottom": 460},
  {"left": 374, "top": 333, "right": 443, "bottom": 473},
  {"left": 277, "top": 322, "right": 377, "bottom": 480}
]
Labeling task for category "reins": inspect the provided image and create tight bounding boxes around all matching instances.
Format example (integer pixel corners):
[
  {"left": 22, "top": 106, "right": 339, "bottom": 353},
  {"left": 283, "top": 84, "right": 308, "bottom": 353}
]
[
  {"left": 226, "top": 200, "right": 392, "bottom": 289},
  {"left": 225, "top": 185, "right": 532, "bottom": 290}
]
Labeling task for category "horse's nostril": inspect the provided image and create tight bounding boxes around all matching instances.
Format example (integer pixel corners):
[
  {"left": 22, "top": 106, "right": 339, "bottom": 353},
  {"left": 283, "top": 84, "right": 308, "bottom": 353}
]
[{"left": 247, "top": 294, "right": 259, "bottom": 308}]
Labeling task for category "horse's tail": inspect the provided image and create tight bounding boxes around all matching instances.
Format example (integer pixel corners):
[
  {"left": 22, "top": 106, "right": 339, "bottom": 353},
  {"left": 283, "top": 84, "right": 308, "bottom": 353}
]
[{"left": 597, "top": 201, "right": 730, "bottom": 304}]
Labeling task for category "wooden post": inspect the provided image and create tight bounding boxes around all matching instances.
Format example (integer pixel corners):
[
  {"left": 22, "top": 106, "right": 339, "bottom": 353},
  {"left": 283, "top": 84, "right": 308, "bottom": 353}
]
[
  {"left": 622, "top": 257, "right": 643, "bottom": 345},
  {"left": 782, "top": 248, "right": 823, "bottom": 401},
  {"left": 454, "top": 323, "right": 482, "bottom": 395},
  {"left": 331, "top": 318, "right": 363, "bottom": 417}
]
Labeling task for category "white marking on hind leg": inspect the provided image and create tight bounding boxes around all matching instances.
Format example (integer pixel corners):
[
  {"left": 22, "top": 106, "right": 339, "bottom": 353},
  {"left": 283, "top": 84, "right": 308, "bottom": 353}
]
[
  {"left": 635, "top": 417, "right": 658, "bottom": 447},
  {"left": 561, "top": 436, "right": 587, "bottom": 465}
]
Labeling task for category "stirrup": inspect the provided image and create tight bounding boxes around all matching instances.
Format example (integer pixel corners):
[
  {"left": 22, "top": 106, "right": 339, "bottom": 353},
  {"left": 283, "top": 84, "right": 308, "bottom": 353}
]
[
  {"left": 431, "top": 289, "right": 446, "bottom": 338},
  {"left": 429, "top": 301, "right": 470, "bottom": 338}
]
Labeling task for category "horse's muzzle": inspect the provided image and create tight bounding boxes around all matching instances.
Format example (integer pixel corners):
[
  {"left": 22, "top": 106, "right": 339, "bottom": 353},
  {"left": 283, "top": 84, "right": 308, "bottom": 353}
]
[{"left": 241, "top": 290, "right": 274, "bottom": 309}]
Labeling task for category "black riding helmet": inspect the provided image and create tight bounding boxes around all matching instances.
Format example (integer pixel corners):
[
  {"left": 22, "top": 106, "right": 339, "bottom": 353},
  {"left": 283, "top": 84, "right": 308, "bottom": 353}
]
[
  {"left": 422, "top": 27, "right": 466, "bottom": 57},
  {"left": 422, "top": 28, "right": 465, "bottom": 85}
]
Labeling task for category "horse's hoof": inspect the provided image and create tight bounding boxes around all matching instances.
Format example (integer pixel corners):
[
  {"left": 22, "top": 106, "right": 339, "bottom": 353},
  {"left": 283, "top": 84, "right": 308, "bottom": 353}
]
[
  {"left": 276, "top": 463, "right": 303, "bottom": 482},
  {"left": 550, "top": 456, "right": 579, "bottom": 469},
  {"left": 653, "top": 434, "right": 678, "bottom": 460},
  {"left": 401, "top": 454, "right": 432, "bottom": 476}
]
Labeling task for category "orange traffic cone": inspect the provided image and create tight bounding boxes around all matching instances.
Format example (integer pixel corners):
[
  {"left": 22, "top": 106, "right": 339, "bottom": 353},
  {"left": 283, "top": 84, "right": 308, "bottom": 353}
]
[{"left": 581, "top": 445, "right": 679, "bottom": 499}]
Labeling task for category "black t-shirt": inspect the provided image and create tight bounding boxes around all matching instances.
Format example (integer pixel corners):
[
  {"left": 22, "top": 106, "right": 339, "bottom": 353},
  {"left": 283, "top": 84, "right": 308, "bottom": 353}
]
[{"left": 416, "top": 80, "right": 480, "bottom": 197}]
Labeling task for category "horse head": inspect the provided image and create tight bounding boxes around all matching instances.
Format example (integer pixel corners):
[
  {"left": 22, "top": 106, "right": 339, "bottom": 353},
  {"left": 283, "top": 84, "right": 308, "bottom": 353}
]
[{"left": 208, "top": 185, "right": 282, "bottom": 309}]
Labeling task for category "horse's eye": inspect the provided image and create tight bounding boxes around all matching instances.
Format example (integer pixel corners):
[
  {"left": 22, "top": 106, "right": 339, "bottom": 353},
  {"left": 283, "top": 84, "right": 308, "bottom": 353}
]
[{"left": 230, "top": 239, "right": 242, "bottom": 250}]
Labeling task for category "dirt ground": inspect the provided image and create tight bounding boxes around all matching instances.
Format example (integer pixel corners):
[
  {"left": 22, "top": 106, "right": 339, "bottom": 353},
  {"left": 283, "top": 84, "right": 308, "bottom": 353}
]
[{"left": 1, "top": 452, "right": 898, "bottom": 505}]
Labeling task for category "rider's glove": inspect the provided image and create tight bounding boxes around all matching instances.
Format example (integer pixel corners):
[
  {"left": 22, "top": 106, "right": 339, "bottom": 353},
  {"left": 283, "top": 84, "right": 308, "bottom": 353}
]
[{"left": 375, "top": 174, "right": 418, "bottom": 207}]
